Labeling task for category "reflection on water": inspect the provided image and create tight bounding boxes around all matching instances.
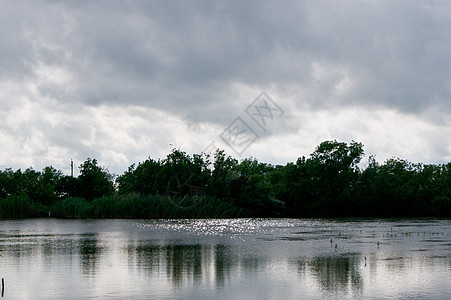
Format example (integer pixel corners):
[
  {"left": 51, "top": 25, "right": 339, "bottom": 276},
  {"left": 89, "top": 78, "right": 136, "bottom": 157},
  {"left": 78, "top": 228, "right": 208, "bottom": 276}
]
[
  {"left": 125, "top": 243, "right": 236, "bottom": 288},
  {"left": 0, "top": 219, "right": 451, "bottom": 299},
  {"left": 79, "top": 237, "right": 102, "bottom": 276},
  {"left": 297, "top": 255, "right": 363, "bottom": 294}
]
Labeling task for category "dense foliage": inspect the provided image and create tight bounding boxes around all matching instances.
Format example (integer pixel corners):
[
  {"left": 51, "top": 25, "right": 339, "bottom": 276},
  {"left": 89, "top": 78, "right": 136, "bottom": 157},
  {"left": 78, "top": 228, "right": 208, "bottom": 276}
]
[{"left": 1, "top": 140, "right": 450, "bottom": 218}]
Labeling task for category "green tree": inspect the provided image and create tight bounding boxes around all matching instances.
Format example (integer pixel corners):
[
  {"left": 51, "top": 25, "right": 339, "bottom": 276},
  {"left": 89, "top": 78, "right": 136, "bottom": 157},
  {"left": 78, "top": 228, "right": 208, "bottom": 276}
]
[
  {"left": 117, "top": 158, "right": 162, "bottom": 195},
  {"left": 56, "top": 175, "right": 81, "bottom": 198},
  {"left": 163, "top": 149, "right": 206, "bottom": 196},
  {"left": 39, "top": 166, "right": 64, "bottom": 205},
  {"left": 0, "top": 168, "right": 15, "bottom": 198},
  {"left": 306, "top": 140, "right": 364, "bottom": 216},
  {"left": 435, "top": 163, "right": 451, "bottom": 215},
  {"left": 208, "top": 149, "right": 238, "bottom": 199},
  {"left": 78, "top": 158, "right": 114, "bottom": 201},
  {"left": 274, "top": 157, "right": 314, "bottom": 217}
]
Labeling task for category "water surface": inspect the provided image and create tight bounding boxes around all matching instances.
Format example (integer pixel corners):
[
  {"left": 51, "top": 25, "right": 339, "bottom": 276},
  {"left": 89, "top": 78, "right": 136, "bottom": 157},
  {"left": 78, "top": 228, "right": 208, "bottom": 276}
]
[{"left": 1, "top": 218, "right": 450, "bottom": 299}]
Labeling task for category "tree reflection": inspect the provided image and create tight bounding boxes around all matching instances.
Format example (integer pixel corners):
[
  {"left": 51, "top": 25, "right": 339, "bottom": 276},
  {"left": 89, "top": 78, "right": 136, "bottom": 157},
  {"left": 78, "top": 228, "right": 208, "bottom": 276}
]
[
  {"left": 214, "top": 244, "right": 235, "bottom": 287},
  {"left": 125, "top": 243, "right": 161, "bottom": 272},
  {"left": 298, "top": 255, "right": 363, "bottom": 294},
  {"left": 126, "top": 243, "right": 241, "bottom": 288},
  {"left": 79, "top": 237, "right": 103, "bottom": 276},
  {"left": 164, "top": 244, "right": 203, "bottom": 286}
]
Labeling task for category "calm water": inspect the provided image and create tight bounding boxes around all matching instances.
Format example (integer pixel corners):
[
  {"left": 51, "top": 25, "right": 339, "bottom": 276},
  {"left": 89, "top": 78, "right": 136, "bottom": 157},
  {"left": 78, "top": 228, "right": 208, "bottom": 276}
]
[{"left": 0, "top": 218, "right": 451, "bottom": 299}]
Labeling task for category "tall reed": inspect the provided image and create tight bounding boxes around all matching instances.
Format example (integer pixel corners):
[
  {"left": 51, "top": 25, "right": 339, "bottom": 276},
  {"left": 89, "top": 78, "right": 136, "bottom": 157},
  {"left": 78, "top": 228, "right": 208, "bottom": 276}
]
[
  {"left": 0, "top": 195, "right": 46, "bottom": 218},
  {"left": 48, "top": 194, "right": 247, "bottom": 219}
]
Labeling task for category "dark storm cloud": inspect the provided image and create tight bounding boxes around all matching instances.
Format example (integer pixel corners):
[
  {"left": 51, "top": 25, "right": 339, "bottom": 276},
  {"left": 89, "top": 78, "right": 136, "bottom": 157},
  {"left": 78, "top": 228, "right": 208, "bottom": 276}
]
[
  {"left": 3, "top": 0, "right": 451, "bottom": 118},
  {"left": 1, "top": 0, "right": 451, "bottom": 170}
]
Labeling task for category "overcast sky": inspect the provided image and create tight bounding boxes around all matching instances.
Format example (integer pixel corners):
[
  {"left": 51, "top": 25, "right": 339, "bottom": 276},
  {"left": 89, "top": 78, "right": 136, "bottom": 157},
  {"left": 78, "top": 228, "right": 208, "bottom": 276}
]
[{"left": 1, "top": 0, "right": 451, "bottom": 176}]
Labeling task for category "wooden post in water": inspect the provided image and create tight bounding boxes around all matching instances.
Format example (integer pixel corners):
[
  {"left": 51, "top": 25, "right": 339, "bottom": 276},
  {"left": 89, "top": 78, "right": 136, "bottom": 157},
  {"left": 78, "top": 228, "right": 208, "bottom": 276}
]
[{"left": 2, "top": 277, "right": 4, "bottom": 297}]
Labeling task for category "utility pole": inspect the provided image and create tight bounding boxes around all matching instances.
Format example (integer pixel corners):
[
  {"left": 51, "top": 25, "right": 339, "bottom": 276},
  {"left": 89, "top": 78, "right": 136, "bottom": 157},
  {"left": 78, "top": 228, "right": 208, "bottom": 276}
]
[{"left": 71, "top": 159, "right": 74, "bottom": 177}]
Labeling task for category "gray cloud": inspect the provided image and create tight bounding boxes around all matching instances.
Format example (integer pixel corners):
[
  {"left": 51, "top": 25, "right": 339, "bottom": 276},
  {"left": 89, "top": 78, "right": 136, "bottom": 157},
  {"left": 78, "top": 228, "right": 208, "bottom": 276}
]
[
  {"left": 1, "top": 0, "right": 451, "bottom": 172},
  {"left": 6, "top": 1, "right": 450, "bottom": 111}
]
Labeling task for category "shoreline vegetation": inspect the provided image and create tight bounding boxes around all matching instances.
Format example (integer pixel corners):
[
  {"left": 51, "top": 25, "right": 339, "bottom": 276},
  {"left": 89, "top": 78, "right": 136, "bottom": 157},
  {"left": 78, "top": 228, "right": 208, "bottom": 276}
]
[{"left": 1, "top": 140, "right": 450, "bottom": 219}]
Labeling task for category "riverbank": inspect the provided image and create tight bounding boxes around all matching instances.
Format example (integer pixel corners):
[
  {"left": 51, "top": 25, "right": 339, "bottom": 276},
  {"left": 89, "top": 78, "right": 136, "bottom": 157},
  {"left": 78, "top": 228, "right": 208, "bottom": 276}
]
[{"left": 2, "top": 193, "right": 450, "bottom": 219}]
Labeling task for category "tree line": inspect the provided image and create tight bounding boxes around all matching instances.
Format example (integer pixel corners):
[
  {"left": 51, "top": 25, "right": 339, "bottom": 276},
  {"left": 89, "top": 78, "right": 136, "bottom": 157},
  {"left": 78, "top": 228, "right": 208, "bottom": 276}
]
[{"left": 1, "top": 140, "right": 450, "bottom": 218}]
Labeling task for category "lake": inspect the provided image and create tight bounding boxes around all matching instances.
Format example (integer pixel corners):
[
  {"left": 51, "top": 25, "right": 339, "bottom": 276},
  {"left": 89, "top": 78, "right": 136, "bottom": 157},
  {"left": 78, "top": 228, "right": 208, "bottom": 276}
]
[{"left": 0, "top": 218, "right": 450, "bottom": 299}]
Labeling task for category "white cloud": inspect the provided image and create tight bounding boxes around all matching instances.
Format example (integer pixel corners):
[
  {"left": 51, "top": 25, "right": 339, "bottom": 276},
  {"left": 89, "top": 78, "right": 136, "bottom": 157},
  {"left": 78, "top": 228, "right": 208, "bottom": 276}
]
[{"left": 1, "top": 0, "right": 451, "bottom": 175}]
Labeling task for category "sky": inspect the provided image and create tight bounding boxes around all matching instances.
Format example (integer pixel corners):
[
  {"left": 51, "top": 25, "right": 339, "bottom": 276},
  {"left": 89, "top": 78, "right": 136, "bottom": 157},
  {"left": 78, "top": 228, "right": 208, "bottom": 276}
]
[{"left": 1, "top": 0, "right": 451, "bottom": 176}]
